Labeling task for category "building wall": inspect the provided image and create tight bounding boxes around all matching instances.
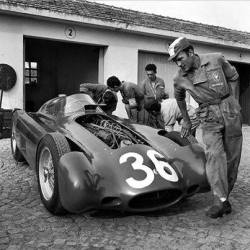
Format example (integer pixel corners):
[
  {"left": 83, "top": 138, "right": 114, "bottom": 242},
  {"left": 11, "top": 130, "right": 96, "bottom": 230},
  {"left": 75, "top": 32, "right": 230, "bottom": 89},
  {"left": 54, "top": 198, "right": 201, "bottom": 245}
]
[
  {"left": 1, "top": 13, "right": 250, "bottom": 115},
  {"left": 0, "top": 16, "right": 23, "bottom": 109}
]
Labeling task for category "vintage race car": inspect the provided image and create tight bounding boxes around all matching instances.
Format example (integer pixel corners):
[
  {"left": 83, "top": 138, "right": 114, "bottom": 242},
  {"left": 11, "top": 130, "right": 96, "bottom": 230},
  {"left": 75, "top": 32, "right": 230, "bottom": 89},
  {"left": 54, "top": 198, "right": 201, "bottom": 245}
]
[{"left": 11, "top": 93, "right": 209, "bottom": 214}]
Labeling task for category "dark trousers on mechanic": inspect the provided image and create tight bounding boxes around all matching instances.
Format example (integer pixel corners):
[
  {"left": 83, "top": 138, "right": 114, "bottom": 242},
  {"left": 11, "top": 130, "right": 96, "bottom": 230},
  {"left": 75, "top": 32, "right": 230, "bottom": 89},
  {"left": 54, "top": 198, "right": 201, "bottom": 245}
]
[{"left": 198, "top": 97, "right": 242, "bottom": 204}]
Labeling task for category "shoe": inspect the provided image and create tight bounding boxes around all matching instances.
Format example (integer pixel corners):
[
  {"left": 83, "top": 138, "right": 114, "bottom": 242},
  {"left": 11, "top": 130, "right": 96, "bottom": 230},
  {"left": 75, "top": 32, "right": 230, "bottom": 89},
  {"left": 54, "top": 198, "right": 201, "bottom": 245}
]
[
  {"left": 206, "top": 200, "right": 232, "bottom": 219},
  {"left": 223, "top": 200, "right": 232, "bottom": 214}
]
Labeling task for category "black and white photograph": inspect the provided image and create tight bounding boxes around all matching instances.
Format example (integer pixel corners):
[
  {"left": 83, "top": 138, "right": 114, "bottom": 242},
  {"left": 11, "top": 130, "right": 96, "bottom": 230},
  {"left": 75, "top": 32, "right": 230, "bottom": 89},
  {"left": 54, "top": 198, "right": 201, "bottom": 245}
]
[{"left": 0, "top": 0, "right": 250, "bottom": 249}]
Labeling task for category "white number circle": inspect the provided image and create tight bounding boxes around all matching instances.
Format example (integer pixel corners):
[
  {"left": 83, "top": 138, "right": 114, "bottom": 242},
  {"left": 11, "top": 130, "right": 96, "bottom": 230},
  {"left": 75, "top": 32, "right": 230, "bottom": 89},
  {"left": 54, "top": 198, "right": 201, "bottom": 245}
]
[
  {"left": 147, "top": 150, "right": 178, "bottom": 182},
  {"left": 119, "top": 149, "right": 178, "bottom": 189},
  {"left": 119, "top": 152, "right": 154, "bottom": 189},
  {"left": 65, "top": 26, "right": 76, "bottom": 39}
]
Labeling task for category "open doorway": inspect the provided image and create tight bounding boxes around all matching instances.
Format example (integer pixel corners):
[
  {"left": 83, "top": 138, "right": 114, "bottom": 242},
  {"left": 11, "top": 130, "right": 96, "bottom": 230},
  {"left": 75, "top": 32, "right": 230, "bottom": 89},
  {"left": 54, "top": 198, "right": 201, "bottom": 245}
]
[
  {"left": 231, "top": 61, "right": 250, "bottom": 125},
  {"left": 24, "top": 38, "right": 104, "bottom": 111}
]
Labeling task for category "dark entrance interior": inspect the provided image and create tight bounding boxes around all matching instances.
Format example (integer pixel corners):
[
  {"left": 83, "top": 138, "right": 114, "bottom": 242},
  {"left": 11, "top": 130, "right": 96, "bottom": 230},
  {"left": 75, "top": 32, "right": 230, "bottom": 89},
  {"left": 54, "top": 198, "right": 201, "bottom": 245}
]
[
  {"left": 231, "top": 61, "right": 250, "bottom": 125},
  {"left": 24, "top": 38, "right": 102, "bottom": 112}
]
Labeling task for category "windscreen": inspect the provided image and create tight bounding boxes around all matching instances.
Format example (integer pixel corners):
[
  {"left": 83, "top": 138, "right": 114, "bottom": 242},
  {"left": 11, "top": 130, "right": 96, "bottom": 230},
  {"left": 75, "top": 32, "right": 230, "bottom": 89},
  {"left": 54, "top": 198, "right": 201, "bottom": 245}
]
[{"left": 39, "top": 93, "right": 103, "bottom": 117}]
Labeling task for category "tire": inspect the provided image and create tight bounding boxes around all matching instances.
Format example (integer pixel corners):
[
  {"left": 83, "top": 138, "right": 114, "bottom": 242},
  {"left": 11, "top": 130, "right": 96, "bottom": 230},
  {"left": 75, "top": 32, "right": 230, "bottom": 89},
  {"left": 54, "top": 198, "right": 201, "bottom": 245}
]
[
  {"left": 10, "top": 122, "right": 25, "bottom": 162},
  {"left": 165, "top": 131, "right": 198, "bottom": 146},
  {"left": 36, "top": 132, "right": 70, "bottom": 215}
]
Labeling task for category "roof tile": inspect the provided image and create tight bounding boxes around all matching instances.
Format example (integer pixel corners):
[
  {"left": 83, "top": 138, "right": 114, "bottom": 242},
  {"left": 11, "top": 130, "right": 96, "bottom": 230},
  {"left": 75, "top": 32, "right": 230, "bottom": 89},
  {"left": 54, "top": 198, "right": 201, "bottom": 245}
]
[{"left": 1, "top": 0, "right": 250, "bottom": 46}]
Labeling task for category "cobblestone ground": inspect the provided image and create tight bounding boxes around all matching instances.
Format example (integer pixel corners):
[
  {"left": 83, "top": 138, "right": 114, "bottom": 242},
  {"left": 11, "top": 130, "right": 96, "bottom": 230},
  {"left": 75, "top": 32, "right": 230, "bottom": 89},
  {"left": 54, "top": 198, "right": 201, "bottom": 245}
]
[{"left": 0, "top": 127, "right": 250, "bottom": 250}]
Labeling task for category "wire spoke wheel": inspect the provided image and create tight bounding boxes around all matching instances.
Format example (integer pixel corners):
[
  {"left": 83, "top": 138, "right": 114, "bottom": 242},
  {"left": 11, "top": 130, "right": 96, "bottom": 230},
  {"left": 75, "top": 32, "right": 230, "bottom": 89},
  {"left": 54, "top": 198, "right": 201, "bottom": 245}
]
[
  {"left": 36, "top": 132, "right": 70, "bottom": 214},
  {"left": 39, "top": 147, "right": 55, "bottom": 201}
]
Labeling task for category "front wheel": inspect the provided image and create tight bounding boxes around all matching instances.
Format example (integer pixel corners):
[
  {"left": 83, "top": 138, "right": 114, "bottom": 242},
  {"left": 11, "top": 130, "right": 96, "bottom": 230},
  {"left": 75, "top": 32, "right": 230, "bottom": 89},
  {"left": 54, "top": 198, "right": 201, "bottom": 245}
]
[{"left": 36, "top": 133, "right": 70, "bottom": 214}]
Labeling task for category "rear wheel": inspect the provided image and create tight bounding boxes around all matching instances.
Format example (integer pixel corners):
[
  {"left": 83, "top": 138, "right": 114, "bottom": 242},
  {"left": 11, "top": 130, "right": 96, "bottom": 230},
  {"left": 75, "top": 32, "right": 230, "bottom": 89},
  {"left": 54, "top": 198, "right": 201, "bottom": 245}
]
[
  {"left": 36, "top": 133, "right": 70, "bottom": 214},
  {"left": 10, "top": 122, "right": 24, "bottom": 162}
]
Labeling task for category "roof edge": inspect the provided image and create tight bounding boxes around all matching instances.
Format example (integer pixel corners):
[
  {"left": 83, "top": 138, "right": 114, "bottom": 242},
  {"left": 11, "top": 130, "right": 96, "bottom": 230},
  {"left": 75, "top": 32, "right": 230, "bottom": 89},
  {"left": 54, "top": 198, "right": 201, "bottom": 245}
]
[{"left": 1, "top": 4, "right": 250, "bottom": 50}]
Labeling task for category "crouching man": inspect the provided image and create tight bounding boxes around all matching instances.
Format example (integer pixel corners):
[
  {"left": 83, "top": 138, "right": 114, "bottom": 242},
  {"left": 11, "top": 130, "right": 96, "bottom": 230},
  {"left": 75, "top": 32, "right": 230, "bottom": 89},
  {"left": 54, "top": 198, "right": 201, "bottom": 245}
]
[
  {"left": 145, "top": 97, "right": 198, "bottom": 136},
  {"left": 107, "top": 76, "right": 144, "bottom": 123},
  {"left": 79, "top": 82, "right": 117, "bottom": 115}
]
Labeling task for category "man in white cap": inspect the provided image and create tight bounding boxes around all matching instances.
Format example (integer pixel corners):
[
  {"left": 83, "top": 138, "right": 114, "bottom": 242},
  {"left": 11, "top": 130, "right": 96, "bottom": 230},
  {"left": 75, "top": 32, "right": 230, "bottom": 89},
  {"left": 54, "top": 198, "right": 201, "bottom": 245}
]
[{"left": 168, "top": 37, "right": 242, "bottom": 218}]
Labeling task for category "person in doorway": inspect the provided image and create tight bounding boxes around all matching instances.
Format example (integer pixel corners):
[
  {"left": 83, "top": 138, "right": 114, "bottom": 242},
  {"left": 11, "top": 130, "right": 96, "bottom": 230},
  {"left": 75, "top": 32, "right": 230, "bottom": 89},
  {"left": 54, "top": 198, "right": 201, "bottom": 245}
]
[
  {"left": 140, "top": 63, "right": 168, "bottom": 127},
  {"left": 107, "top": 76, "right": 144, "bottom": 123},
  {"left": 168, "top": 37, "right": 242, "bottom": 218},
  {"left": 144, "top": 97, "right": 199, "bottom": 135},
  {"left": 79, "top": 82, "right": 117, "bottom": 115}
]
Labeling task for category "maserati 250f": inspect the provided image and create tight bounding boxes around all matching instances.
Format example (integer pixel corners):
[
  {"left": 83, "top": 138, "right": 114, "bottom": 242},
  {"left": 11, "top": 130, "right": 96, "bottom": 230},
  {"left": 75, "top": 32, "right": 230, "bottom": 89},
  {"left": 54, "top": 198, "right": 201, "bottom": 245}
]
[{"left": 11, "top": 93, "right": 209, "bottom": 214}]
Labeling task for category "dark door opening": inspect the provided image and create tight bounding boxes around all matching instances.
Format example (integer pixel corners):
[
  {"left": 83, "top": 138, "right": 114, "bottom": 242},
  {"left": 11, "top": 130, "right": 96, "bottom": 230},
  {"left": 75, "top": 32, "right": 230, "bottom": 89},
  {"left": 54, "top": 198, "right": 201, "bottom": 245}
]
[
  {"left": 24, "top": 38, "right": 102, "bottom": 112},
  {"left": 231, "top": 61, "right": 250, "bottom": 125}
]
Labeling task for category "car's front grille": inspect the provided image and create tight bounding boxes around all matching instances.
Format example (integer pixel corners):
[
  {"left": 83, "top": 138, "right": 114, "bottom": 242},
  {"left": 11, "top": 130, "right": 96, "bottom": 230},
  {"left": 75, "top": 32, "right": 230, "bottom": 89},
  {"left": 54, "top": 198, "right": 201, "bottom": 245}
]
[{"left": 129, "top": 189, "right": 182, "bottom": 209}]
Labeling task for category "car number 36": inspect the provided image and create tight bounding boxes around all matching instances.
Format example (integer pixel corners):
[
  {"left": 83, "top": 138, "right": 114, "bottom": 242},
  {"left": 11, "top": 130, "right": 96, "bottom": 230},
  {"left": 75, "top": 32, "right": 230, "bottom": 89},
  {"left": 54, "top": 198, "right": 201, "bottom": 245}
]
[{"left": 119, "top": 149, "right": 178, "bottom": 189}]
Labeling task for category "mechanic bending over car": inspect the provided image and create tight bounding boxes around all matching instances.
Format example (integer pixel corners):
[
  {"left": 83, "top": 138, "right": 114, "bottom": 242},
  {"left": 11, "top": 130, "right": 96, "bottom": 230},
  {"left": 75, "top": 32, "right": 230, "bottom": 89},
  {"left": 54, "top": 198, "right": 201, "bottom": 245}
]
[
  {"left": 140, "top": 63, "right": 168, "bottom": 127},
  {"left": 168, "top": 37, "right": 242, "bottom": 218},
  {"left": 106, "top": 76, "right": 144, "bottom": 123},
  {"left": 144, "top": 97, "right": 199, "bottom": 136},
  {"left": 79, "top": 82, "right": 118, "bottom": 115}
]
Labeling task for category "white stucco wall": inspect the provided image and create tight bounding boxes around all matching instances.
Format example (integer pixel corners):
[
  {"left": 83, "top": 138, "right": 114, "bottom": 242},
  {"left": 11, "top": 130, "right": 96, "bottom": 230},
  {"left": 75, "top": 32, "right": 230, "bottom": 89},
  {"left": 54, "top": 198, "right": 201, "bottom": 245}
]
[
  {"left": 0, "top": 14, "right": 169, "bottom": 111},
  {"left": 1, "top": 12, "right": 250, "bottom": 114},
  {"left": 0, "top": 17, "right": 23, "bottom": 109},
  {"left": 103, "top": 45, "right": 138, "bottom": 117}
]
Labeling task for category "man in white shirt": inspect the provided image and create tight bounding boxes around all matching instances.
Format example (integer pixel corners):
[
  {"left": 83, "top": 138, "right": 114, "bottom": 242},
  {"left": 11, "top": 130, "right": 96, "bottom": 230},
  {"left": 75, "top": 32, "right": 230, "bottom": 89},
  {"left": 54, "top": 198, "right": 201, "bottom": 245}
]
[{"left": 145, "top": 98, "right": 198, "bottom": 134}]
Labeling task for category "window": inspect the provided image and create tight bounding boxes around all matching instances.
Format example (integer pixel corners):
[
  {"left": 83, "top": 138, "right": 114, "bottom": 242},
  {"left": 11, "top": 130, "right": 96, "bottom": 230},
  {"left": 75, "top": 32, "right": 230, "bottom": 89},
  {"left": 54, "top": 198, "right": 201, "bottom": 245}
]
[{"left": 25, "top": 61, "right": 38, "bottom": 84}]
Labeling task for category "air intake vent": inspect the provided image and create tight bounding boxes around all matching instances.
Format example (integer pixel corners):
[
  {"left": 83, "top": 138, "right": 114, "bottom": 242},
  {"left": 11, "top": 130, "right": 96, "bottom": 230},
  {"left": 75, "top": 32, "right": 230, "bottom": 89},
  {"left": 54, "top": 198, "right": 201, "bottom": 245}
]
[{"left": 129, "top": 189, "right": 182, "bottom": 209}]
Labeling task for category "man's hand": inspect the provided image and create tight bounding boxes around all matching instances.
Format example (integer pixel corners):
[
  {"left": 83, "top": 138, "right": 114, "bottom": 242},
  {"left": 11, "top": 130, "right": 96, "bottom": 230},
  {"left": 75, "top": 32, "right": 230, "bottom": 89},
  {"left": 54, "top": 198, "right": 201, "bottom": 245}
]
[
  {"left": 181, "top": 120, "right": 192, "bottom": 138},
  {"left": 122, "top": 99, "right": 129, "bottom": 104}
]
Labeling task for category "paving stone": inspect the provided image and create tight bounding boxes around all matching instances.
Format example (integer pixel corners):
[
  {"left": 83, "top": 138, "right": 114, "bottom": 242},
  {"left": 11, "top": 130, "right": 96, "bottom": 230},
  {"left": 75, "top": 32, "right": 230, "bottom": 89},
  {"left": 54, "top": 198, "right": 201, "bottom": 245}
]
[
  {"left": 0, "top": 238, "right": 9, "bottom": 244},
  {"left": 0, "top": 127, "right": 250, "bottom": 249},
  {"left": 6, "top": 245, "right": 21, "bottom": 250},
  {"left": 54, "top": 239, "right": 66, "bottom": 245}
]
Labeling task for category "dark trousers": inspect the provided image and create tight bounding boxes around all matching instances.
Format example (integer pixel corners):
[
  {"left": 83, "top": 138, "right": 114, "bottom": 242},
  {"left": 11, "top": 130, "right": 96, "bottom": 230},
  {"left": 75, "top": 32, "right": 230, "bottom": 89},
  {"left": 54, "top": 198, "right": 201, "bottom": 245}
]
[{"left": 198, "top": 97, "right": 242, "bottom": 201}]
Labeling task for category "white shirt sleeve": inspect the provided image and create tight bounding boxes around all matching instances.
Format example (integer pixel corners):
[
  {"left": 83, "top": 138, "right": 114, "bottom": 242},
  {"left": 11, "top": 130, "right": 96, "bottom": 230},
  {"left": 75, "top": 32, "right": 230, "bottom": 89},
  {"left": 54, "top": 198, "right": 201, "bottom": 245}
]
[{"left": 161, "top": 99, "right": 181, "bottom": 127}]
